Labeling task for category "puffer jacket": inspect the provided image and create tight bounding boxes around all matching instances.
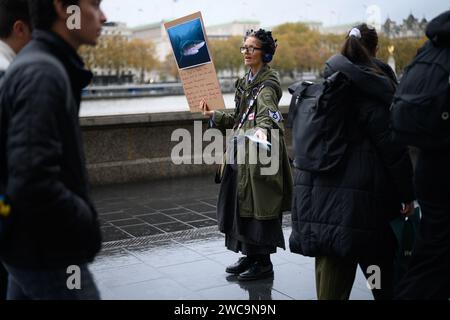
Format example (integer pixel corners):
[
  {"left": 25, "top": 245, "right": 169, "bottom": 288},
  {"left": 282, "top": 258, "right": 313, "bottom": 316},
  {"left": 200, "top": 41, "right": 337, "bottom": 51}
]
[{"left": 289, "top": 54, "right": 414, "bottom": 258}]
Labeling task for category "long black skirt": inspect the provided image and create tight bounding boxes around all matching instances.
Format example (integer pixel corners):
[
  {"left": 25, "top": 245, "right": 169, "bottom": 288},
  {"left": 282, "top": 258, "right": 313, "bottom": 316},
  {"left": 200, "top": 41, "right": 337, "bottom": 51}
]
[{"left": 216, "top": 164, "right": 285, "bottom": 256}]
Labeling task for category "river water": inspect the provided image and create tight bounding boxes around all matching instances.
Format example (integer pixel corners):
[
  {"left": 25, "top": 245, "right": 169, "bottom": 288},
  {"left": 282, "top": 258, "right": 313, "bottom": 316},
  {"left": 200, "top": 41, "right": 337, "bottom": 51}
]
[{"left": 79, "top": 91, "right": 293, "bottom": 117}]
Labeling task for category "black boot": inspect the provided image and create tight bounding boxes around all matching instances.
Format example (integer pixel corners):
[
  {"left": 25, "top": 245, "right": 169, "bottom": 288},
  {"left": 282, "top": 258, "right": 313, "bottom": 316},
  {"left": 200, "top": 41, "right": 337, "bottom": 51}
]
[
  {"left": 238, "top": 262, "right": 274, "bottom": 281},
  {"left": 226, "top": 256, "right": 254, "bottom": 275},
  {"left": 238, "top": 255, "right": 273, "bottom": 281}
]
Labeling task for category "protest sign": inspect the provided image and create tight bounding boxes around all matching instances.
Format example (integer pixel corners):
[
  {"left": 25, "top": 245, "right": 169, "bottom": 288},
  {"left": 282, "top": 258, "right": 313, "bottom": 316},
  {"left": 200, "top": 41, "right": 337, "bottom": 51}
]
[{"left": 165, "top": 12, "right": 225, "bottom": 112}]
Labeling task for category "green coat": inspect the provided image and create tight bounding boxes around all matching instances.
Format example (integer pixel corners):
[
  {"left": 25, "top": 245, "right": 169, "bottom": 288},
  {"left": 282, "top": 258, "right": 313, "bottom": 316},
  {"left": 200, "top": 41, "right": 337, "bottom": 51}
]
[{"left": 213, "top": 66, "right": 293, "bottom": 220}]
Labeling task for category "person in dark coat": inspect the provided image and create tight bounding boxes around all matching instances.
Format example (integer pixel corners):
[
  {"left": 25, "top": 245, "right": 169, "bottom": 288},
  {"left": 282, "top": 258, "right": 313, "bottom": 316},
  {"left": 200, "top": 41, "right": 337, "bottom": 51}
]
[
  {"left": 0, "top": 0, "right": 106, "bottom": 300},
  {"left": 395, "top": 10, "right": 450, "bottom": 300},
  {"left": 0, "top": 0, "right": 32, "bottom": 301},
  {"left": 201, "top": 29, "right": 293, "bottom": 281},
  {"left": 289, "top": 24, "right": 415, "bottom": 300}
]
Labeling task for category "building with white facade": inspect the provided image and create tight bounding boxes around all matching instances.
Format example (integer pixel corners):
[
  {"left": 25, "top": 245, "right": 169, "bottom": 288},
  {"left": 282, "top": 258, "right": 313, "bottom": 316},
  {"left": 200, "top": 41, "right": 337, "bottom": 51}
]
[
  {"left": 101, "top": 21, "right": 133, "bottom": 39},
  {"left": 319, "top": 22, "right": 363, "bottom": 35},
  {"left": 319, "top": 14, "right": 427, "bottom": 38},
  {"left": 206, "top": 20, "right": 260, "bottom": 40},
  {"left": 382, "top": 14, "right": 427, "bottom": 39},
  {"left": 131, "top": 20, "right": 172, "bottom": 62}
]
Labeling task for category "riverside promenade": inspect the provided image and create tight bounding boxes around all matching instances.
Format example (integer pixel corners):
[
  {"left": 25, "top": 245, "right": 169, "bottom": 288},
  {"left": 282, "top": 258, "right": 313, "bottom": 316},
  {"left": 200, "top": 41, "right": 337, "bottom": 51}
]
[{"left": 90, "top": 175, "right": 373, "bottom": 300}]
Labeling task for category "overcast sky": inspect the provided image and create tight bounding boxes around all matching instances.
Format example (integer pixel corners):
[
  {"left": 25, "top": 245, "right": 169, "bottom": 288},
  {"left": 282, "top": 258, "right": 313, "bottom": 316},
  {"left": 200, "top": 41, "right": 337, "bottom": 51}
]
[{"left": 100, "top": 0, "right": 449, "bottom": 28}]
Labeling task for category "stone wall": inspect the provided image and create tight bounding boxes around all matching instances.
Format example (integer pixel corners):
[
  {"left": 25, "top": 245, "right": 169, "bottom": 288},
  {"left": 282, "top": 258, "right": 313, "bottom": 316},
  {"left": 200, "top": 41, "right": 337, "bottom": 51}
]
[{"left": 81, "top": 107, "right": 292, "bottom": 186}]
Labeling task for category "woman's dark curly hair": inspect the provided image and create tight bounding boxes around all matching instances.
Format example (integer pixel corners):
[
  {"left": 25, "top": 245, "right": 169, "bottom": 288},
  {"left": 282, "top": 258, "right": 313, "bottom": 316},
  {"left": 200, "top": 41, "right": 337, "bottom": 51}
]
[{"left": 245, "top": 28, "right": 277, "bottom": 56}]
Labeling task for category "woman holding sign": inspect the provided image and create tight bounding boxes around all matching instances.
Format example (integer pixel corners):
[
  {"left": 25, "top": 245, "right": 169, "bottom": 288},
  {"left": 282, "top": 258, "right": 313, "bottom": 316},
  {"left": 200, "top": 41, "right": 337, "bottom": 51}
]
[{"left": 200, "top": 29, "right": 293, "bottom": 281}]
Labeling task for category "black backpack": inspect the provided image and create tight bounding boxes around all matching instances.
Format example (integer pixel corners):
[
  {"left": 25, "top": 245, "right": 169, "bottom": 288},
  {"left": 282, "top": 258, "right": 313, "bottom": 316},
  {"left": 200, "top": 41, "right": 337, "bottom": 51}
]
[
  {"left": 391, "top": 41, "right": 450, "bottom": 149},
  {"left": 287, "top": 71, "right": 352, "bottom": 172}
]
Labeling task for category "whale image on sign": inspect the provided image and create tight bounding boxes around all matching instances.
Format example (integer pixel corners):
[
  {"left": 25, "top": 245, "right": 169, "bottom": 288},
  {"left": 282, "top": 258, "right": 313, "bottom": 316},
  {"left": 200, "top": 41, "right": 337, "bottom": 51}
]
[{"left": 167, "top": 17, "right": 211, "bottom": 69}]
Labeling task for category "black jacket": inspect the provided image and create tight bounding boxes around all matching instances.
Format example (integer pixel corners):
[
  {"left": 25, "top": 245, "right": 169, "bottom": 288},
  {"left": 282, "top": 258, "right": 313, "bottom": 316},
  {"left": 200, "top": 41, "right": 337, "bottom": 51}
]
[
  {"left": 416, "top": 10, "right": 450, "bottom": 205},
  {"left": 0, "top": 30, "right": 101, "bottom": 268},
  {"left": 426, "top": 10, "right": 450, "bottom": 47},
  {"left": 289, "top": 54, "right": 414, "bottom": 258}
]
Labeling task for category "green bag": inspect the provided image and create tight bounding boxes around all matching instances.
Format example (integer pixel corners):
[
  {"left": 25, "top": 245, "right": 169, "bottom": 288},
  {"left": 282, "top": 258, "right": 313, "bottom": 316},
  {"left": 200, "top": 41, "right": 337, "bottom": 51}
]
[{"left": 390, "top": 206, "right": 421, "bottom": 285}]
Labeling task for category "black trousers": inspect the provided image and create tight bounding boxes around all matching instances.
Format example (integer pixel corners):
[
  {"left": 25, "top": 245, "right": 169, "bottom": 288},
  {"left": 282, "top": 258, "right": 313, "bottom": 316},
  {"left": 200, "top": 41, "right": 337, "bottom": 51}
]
[
  {"left": 396, "top": 152, "right": 450, "bottom": 300},
  {"left": 0, "top": 262, "right": 7, "bottom": 300},
  {"left": 3, "top": 263, "right": 100, "bottom": 300}
]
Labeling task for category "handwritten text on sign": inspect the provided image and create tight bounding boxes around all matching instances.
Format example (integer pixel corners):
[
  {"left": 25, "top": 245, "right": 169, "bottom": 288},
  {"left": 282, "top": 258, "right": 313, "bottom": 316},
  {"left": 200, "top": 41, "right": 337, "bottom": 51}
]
[{"left": 179, "top": 64, "right": 225, "bottom": 112}]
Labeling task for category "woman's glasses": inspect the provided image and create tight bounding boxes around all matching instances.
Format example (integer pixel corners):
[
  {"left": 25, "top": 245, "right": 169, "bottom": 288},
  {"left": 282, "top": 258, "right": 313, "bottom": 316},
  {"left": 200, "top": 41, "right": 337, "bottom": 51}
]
[{"left": 240, "top": 46, "right": 263, "bottom": 54}]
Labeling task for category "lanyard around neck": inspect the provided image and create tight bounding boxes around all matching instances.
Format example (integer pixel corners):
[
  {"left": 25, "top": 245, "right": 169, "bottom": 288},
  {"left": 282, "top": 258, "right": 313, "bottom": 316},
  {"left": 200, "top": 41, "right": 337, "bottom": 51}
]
[{"left": 235, "top": 84, "right": 266, "bottom": 130}]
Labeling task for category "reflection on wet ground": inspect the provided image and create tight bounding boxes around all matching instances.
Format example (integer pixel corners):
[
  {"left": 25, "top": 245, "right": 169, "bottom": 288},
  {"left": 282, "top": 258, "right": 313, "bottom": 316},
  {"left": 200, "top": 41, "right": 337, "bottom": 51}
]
[
  {"left": 91, "top": 228, "right": 374, "bottom": 300},
  {"left": 90, "top": 176, "right": 374, "bottom": 300}
]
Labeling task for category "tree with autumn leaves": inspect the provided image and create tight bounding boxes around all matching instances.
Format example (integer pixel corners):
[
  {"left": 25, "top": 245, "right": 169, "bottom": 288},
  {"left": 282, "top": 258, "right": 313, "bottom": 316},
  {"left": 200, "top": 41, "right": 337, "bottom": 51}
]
[
  {"left": 79, "top": 36, "right": 159, "bottom": 84},
  {"left": 270, "top": 23, "right": 343, "bottom": 78},
  {"left": 377, "top": 35, "right": 427, "bottom": 74},
  {"left": 209, "top": 22, "right": 427, "bottom": 79},
  {"left": 207, "top": 24, "right": 340, "bottom": 79},
  {"left": 159, "top": 53, "right": 180, "bottom": 82},
  {"left": 209, "top": 36, "right": 243, "bottom": 77},
  {"left": 80, "top": 22, "right": 427, "bottom": 84}
]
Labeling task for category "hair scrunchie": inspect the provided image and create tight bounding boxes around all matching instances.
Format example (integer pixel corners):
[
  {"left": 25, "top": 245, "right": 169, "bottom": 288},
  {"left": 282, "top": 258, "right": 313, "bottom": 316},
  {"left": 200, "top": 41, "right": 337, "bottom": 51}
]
[{"left": 349, "top": 27, "right": 362, "bottom": 39}]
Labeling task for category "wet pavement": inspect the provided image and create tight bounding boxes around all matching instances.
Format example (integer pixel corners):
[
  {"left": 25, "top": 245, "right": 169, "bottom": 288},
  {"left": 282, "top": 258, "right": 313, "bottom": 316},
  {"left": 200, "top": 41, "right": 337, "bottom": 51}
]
[{"left": 90, "top": 176, "right": 374, "bottom": 300}]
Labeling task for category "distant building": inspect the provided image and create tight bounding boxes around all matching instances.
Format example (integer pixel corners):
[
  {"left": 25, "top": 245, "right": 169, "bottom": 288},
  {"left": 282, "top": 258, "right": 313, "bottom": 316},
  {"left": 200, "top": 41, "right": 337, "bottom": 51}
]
[
  {"left": 317, "top": 14, "right": 427, "bottom": 39},
  {"left": 88, "top": 22, "right": 134, "bottom": 85},
  {"left": 319, "top": 22, "right": 363, "bottom": 35},
  {"left": 303, "top": 21, "right": 323, "bottom": 32},
  {"left": 101, "top": 21, "right": 132, "bottom": 39},
  {"left": 382, "top": 14, "right": 427, "bottom": 39},
  {"left": 131, "top": 20, "right": 172, "bottom": 62},
  {"left": 207, "top": 20, "right": 260, "bottom": 40}
]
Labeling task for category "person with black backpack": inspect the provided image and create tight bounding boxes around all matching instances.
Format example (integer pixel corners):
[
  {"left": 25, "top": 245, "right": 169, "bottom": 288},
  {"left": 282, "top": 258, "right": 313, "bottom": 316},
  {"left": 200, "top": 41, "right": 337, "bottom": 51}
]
[
  {"left": 393, "top": 10, "right": 450, "bottom": 300},
  {"left": 288, "top": 24, "right": 415, "bottom": 300}
]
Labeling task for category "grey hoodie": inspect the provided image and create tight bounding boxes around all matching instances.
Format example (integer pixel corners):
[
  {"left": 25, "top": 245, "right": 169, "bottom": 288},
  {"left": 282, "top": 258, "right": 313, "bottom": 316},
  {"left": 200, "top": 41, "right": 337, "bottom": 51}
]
[{"left": 0, "top": 40, "right": 15, "bottom": 73}]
